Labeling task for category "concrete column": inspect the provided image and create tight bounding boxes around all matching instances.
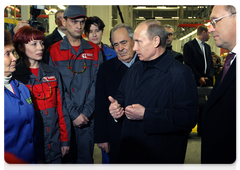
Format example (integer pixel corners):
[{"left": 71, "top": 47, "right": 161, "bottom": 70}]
[
  {"left": 86, "top": 5, "right": 112, "bottom": 45},
  {"left": 21, "top": 5, "right": 30, "bottom": 20},
  {"left": 48, "top": 13, "right": 56, "bottom": 35}
]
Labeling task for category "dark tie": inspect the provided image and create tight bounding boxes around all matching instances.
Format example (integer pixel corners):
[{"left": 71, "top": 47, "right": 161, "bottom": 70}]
[{"left": 221, "top": 52, "right": 235, "bottom": 83}]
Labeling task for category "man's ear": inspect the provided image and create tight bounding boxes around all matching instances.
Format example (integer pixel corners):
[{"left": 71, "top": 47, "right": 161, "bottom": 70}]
[
  {"left": 153, "top": 35, "right": 161, "bottom": 47},
  {"left": 18, "top": 44, "right": 25, "bottom": 53},
  {"left": 61, "top": 17, "right": 67, "bottom": 27},
  {"left": 202, "top": 30, "right": 207, "bottom": 36}
]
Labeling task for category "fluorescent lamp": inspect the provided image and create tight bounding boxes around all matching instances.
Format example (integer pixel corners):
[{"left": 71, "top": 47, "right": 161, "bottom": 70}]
[
  {"left": 49, "top": 9, "right": 57, "bottom": 13},
  {"left": 58, "top": 5, "right": 66, "bottom": 10},
  {"left": 179, "top": 29, "right": 197, "bottom": 41}
]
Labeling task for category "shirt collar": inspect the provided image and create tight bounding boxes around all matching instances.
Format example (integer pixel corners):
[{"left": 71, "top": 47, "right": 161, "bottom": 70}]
[
  {"left": 121, "top": 53, "right": 137, "bottom": 68},
  {"left": 230, "top": 46, "right": 237, "bottom": 65},
  {"left": 196, "top": 38, "right": 203, "bottom": 46},
  {"left": 57, "top": 29, "right": 66, "bottom": 39},
  {"left": 231, "top": 41, "right": 240, "bottom": 54}
]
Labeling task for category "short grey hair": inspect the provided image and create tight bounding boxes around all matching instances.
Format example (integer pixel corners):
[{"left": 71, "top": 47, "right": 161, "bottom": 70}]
[
  {"left": 141, "top": 19, "right": 167, "bottom": 48},
  {"left": 225, "top": 5, "right": 236, "bottom": 13},
  {"left": 163, "top": 24, "right": 174, "bottom": 32},
  {"left": 111, "top": 23, "right": 134, "bottom": 43}
]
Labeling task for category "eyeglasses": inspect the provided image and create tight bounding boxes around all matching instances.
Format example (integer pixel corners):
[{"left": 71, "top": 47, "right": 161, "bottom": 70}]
[
  {"left": 210, "top": 12, "right": 236, "bottom": 28},
  {"left": 68, "top": 55, "right": 87, "bottom": 74},
  {"left": 57, "top": 17, "right": 63, "bottom": 21}
]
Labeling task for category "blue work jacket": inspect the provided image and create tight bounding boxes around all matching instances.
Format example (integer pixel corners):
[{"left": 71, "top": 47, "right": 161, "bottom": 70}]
[
  {"left": 4, "top": 79, "right": 40, "bottom": 163},
  {"left": 102, "top": 43, "right": 117, "bottom": 61}
]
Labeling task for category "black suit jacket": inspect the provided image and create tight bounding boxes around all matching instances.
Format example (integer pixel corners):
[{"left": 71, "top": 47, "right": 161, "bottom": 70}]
[
  {"left": 183, "top": 38, "right": 214, "bottom": 86},
  {"left": 43, "top": 28, "right": 63, "bottom": 64},
  {"left": 201, "top": 59, "right": 236, "bottom": 163}
]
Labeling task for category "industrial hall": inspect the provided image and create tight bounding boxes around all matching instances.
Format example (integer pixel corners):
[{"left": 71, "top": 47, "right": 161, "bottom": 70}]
[{"left": 4, "top": 4, "right": 236, "bottom": 168}]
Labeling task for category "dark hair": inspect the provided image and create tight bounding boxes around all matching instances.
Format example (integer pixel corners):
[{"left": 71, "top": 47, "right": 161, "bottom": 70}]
[
  {"left": 197, "top": 25, "right": 208, "bottom": 35},
  {"left": 84, "top": 16, "right": 105, "bottom": 34},
  {"left": 55, "top": 9, "right": 65, "bottom": 19},
  {"left": 13, "top": 26, "right": 45, "bottom": 58},
  {"left": 4, "top": 29, "right": 13, "bottom": 46}
]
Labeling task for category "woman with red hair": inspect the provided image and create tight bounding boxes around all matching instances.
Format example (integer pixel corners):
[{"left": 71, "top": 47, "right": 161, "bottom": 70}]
[{"left": 13, "top": 26, "right": 71, "bottom": 163}]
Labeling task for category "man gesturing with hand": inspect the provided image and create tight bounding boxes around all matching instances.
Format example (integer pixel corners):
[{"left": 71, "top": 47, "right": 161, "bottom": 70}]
[
  {"left": 109, "top": 96, "right": 145, "bottom": 121},
  {"left": 108, "top": 19, "right": 198, "bottom": 163}
]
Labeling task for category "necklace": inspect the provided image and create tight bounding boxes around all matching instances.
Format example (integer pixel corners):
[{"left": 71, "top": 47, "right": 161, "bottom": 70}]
[
  {"left": 67, "top": 55, "right": 87, "bottom": 74},
  {"left": 30, "top": 79, "right": 52, "bottom": 100}
]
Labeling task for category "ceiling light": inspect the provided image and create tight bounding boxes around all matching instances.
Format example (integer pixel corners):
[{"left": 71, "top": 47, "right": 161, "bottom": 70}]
[
  {"left": 49, "top": 8, "right": 57, "bottom": 13},
  {"left": 58, "top": 5, "right": 66, "bottom": 10}
]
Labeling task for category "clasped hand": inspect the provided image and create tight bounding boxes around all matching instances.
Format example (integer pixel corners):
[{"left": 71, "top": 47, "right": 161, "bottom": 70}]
[
  {"left": 73, "top": 113, "right": 89, "bottom": 128},
  {"left": 108, "top": 96, "right": 145, "bottom": 120}
]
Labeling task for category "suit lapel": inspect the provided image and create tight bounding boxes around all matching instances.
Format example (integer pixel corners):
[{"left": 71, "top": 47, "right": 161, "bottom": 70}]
[
  {"left": 193, "top": 39, "right": 203, "bottom": 56},
  {"left": 207, "top": 59, "right": 236, "bottom": 107}
]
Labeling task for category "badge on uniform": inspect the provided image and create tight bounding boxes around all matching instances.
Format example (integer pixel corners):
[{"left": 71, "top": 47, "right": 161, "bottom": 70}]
[{"left": 26, "top": 97, "right": 32, "bottom": 105}]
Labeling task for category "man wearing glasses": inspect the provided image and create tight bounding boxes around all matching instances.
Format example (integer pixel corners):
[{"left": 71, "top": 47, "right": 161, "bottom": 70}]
[
  {"left": 43, "top": 10, "right": 66, "bottom": 64},
  {"left": 201, "top": 5, "right": 236, "bottom": 164},
  {"left": 164, "top": 24, "right": 183, "bottom": 63},
  {"left": 49, "top": 5, "right": 103, "bottom": 163}
]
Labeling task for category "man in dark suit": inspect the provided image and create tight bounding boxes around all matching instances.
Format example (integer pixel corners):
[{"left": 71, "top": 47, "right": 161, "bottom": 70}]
[
  {"left": 183, "top": 25, "right": 214, "bottom": 136},
  {"left": 164, "top": 24, "right": 183, "bottom": 63},
  {"left": 183, "top": 25, "right": 214, "bottom": 87},
  {"left": 201, "top": 5, "right": 236, "bottom": 164},
  {"left": 94, "top": 23, "right": 138, "bottom": 163},
  {"left": 43, "top": 9, "right": 66, "bottom": 64},
  {"left": 109, "top": 19, "right": 198, "bottom": 163}
]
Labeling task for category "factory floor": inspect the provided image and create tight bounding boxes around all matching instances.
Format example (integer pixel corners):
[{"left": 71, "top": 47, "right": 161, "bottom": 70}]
[{"left": 93, "top": 132, "right": 201, "bottom": 164}]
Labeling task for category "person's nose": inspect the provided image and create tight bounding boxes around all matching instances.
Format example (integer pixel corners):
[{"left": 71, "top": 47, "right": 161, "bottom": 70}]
[
  {"left": 133, "top": 42, "right": 137, "bottom": 52},
  {"left": 37, "top": 42, "right": 44, "bottom": 51},
  {"left": 208, "top": 25, "right": 215, "bottom": 33},
  {"left": 118, "top": 43, "right": 124, "bottom": 51},
  {"left": 11, "top": 52, "right": 17, "bottom": 61}
]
